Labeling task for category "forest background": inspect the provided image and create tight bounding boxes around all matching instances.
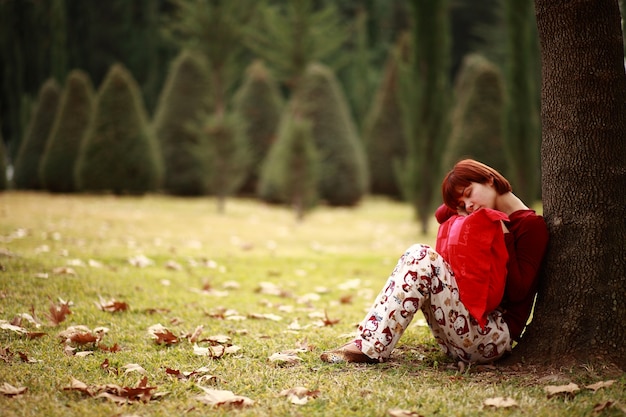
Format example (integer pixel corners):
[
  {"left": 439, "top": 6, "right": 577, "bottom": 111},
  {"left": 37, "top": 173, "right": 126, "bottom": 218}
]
[{"left": 1, "top": 0, "right": 544, "bottom": 231}]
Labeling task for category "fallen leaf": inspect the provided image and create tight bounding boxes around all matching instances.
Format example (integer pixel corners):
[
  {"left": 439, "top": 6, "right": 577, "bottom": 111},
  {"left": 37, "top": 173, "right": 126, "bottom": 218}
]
[
  {"left": 279, "top": 386, "right": 320, "bottom": 405},
  {"left": 593, "top": 401, "right": 615, "bottom": 413},
  {"left": 194, "top": 386, "right": 254, "bottom": 408},
  {"left": 268, "top": 352, "right": 302, "bottom": 366},
  {"left": 46, "top": 299, "right": 73, "bottom": 326},
  {"left": 544, "top": 382, "right": 580, "bottom": 398},
  {"left": 0, "top": 320, "right": 28, "bottom": 334},
  {"left": 128, "top": 254, "right": 154, "bottom": 268},
  {"left": 585, "top": 380, "right": 615, "bottom": 392},
  {"left": 52, "top": 267, "right": 76, "bottom": 275},
  {"left": 96, "top": 296, "right": 129, "bottom": 313},
  {"left": 483, "top": 397, "right": 518, "bottom": 408},
  {"left": 17, "top": 352, "right": 39, "bottom": 363},
  {"left": 123, "top": 363, "right": 147, "bottom": 375},
  {"left": 248, "top": 313, "right": 283, "bottom": 321},
  {"left": 0, "top": 382, "right": 27, "bottom": 397},
  {"left": 148, "top": 324, "right": 179, "bottom": 346},
  {"left": 387, "top": 408, "right": 423, "bottom": 417}
]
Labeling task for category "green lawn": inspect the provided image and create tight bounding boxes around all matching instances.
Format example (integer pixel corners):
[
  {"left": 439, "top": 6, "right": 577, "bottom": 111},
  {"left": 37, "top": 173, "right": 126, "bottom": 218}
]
[{"left": 0, "top": 192, "right": 623, "bottom": 416}]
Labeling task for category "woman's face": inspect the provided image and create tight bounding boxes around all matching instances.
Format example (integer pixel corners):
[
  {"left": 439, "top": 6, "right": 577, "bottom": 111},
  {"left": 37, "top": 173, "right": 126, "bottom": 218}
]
[{"left": 458, "top": 180, "right": 497, "bottom": 213}]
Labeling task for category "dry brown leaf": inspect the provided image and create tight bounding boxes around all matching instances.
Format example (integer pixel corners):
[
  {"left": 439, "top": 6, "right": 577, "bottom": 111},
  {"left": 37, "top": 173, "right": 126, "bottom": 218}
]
[
  {"left": 248, "top": 313, "right": 283, "bottom": 321},
  {"left": 96, "top": 296, "right": 129, "bottom": 313},
  {"left": 148, "top": 324, "right": 179, "bottom": 346},
  {"left": 279, "top": 386, "right": 320, "bottom": 405},
  {"left": 123, "top": 363, "right": 147, "bottom": 375},
  {"left": 387, "top": 409, "right": 423, "bottom": 417},
  {"left": 46, "top": 299, "right": 73, "bottom": 326},
  {"left": 268, "top": 352, "right": 302, "bottom": 366},
  {"left": 0, "top": 320, "right": 28, "bottom": 334},
  {"left": 585, "top": 380, "right": 615, "bottom": 392},
  {"left": 17, "top": 351, "right": 39, "bottom": 363},
  {"left": 52, "top": 267, "right": 76, "bottom": 275},
  {"left": 193, "top": 344, "right": 225, "bottom": 358},
  {"left": 188, "top": 325, "right": 204, "bottom": 343},
  {"left": 322, "top": 310, "right": 341, "bottom": 327},
  {"left": 0, "top": 382, "right": 27, "bottom": 397},
  {"left": 544, "top": 382, "right": 580, "bottom": 398},
  {"left": 194, "top": 386, "right": 254, "bottom": 408},
  {"left": 483, "top": 397, "right": 518, "bottom": 408}
]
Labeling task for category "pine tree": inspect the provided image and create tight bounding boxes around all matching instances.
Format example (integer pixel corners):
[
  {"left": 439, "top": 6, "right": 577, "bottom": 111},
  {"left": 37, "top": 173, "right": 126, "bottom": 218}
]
[
  {"left": 259, "top": 116, "right": 319, "bottom": 220},
  {"left": 290, "top": 63, "right": 368, "bottom": 206},
  {"left": 362, "top": 34, "right": 409, "bottom": 199},
  {"left": 153, "top": 50, "right": 212, "bottom": 196},
  {"left": 204, "top": 112, "right": 250, "bottom": 213},
  {"left": 244, "top": 0, "right": 347, "bottom": 92},
  {"left": 40, "top": 69, "right": 94, "bottom": 193},
  {"left": 397, "top": 0, "right": 451, "bottom": 234},
  {"left": 75, "top": 64, "right": 162, "bottom": 194},
  {"left": 443, "top": 53, "right": 507, "bottom": 172},
  {"left": 13, "top": 79, "right": 61, "bottom": 189},
  {"left": 0, "top": 129, "right": 7, "bottom": 190},
  {"left": 233, "top": 60, "right": 284, "bottom": 195}
]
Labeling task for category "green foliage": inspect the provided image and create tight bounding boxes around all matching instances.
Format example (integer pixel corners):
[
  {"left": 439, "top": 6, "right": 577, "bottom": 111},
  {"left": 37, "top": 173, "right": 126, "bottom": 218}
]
[
  {"left": 13, "top": 79, "right": 61, "bottom": 190},
  {"left": 258, "top": 116, "right": 319, "bottom": 219},
  {"left": 153, "top": 50, "right": 212, "bottom": 196},
  {"left": 443, "top": 53, "right": 507, "bottom": 172},
  {"left": 204, "top": 112, "right": 250, "bottom": 213},
  {"left": 502, "top": 0, "right": 541, "bottom": 202},
  {"left": 233, "top": 60, "right": 284, "bottom": 194},
  {"left": 75, "top": 64, "right": 162, "bottom": 195},
  {"left": 163, "top": 0, "right": 256, "bottom": 114},
  {"left": 291, "top": 63, "right": 368, "bottom": 206},
  {"left": 363, "top": 34, "right": 409, "bottom": 199},
  {"left": 0, "top": 129, "right": 6, "bottom": 190},
  {"left": 39, "top": 70, "right": 94, "bottom": 193},
  {"left": 244, "top": 0, "right": 348, "bottom": 90},
  {"left": 397, "top": 0, "right": 451, "bottom": 234}
]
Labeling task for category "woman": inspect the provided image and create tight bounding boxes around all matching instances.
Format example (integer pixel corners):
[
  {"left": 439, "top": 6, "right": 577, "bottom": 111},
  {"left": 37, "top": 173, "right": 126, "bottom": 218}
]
[{"left": 320, "top": 159, "right": 549, "bottom": 364}]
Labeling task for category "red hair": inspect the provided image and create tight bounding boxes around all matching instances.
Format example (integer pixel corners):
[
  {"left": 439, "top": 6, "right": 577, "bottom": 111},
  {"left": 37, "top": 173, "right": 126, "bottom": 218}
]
[{"left": 441, "top": 159, "right": 512, "bottom": 210}]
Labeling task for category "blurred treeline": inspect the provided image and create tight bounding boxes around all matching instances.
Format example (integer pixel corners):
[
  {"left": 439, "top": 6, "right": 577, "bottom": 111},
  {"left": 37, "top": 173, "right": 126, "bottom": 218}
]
[{"left": 0, "top": 0, "right": 540, "bottom": 230}]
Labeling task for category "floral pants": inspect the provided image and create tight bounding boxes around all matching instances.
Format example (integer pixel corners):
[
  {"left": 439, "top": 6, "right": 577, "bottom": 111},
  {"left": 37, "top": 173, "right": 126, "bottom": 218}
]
[{"left": 355, "top": 244, "right": 511, "bottom": 364}]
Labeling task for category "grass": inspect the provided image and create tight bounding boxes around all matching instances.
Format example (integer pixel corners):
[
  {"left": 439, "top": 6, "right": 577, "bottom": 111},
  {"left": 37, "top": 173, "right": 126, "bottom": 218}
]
[{"left": 0, "top": 192, "right": 624, "bottom": 417}]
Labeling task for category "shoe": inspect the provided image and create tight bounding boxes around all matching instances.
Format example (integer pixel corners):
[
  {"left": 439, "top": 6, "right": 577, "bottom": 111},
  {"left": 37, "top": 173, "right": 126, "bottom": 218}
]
[{"left": 320, "top": 344, "right": 379, "bottom": 364}]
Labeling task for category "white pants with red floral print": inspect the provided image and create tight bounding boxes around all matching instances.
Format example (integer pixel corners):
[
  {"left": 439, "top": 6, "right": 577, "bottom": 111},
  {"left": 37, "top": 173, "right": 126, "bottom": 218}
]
[{"left": 355, "top": 244, "right": 511, "bottom": 364}]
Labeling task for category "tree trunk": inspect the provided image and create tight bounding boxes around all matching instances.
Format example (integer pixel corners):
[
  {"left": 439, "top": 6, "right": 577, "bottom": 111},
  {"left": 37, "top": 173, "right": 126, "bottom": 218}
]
[{"left": 515, "top": 0, "right": 626, "bottom": 369}]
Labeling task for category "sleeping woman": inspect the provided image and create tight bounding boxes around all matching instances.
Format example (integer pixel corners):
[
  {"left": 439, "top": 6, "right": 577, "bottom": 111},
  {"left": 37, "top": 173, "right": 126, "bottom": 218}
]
[{"left": 320, "top": 159, "right": 549, "bottom": 364}]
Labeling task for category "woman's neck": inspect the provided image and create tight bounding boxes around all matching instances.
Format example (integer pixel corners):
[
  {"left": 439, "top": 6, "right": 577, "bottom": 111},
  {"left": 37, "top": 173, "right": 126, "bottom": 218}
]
[{"left": 496, "top": 192, "right": 529, "bottom": 216}]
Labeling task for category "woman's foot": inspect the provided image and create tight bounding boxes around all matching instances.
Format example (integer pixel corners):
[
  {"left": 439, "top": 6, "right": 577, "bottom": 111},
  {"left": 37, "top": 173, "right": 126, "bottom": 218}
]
[{"left": 320, "top": 342, "right": 378, "bottom": 364}]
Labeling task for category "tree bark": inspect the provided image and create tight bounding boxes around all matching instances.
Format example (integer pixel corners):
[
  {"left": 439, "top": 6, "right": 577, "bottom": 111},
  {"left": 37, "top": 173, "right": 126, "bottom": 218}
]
[{"left": 514, "top": 0, "right": 626, "bottom": 369}]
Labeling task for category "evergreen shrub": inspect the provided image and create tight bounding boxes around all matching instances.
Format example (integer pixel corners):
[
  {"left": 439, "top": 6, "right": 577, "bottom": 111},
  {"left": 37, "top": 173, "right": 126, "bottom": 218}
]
[
  {"left": 258, "top": 116, "right": 319, "bottom": 220},
  {"left": 233, "top": 60, "right": 284, "bottom": 194},
  {"left": 205, "top": 112, "right": 250, "bottom": 212},
  {"left": 39, "top": 69, "right": 94, "bottom": 193},
  {"left": 75, "top": 63, "right": 162, "bottom": 194},
  {"left": 443, "top": 53, "right": 507, "bottom": 173},
  {"left": 289, "top": 63, "right": 368, "bottom": 206},
  {"left": 13, "top": 79, "right": 61, "bottom": 189},
  {"left": 362, "top": 38, "right": 408, "bottom": 199},
  {"left": 153, "top": 50, "right": 212, "bottom": 196}
]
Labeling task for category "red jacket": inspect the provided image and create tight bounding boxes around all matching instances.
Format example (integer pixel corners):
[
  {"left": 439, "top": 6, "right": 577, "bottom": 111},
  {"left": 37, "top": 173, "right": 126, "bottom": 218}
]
[{"left": 435, "top": 205, "right": 549, "bottom": 340}]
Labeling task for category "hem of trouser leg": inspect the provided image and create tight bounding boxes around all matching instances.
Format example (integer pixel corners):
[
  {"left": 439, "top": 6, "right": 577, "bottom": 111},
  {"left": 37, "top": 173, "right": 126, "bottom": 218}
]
[{"left": 355, "top": 336, "right": 386, "bottom": 362}]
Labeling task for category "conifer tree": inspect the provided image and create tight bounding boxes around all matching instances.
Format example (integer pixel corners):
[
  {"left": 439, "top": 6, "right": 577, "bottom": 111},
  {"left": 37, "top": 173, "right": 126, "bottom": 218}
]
[
  {"left": 397, "top": 0, "right": 451, "bottom": 234},
  {"left": 13, "top": 79, "right": 61, "bottom": 189},
  {"left": 0, "top": 129, "right": 7, "bottom": 190},
  {"left": 153, "top": 50, "right": 212, "bottom": 196},
  {"left": 259, "top": 116, "right": 319, "bottom": 220},
  {"left": 290, "top": 63, "right": 368, "bottom": 206},
  {"left": 233, "top": 60, "right": 284, "bottom": 194},
  {"left": 363, "top": 34, "right": 409, "bottom": 199},
  {"left": 443, "top": 53, "right": 507, "bottom": 172},
  {"left": 204, "top": 112, "right": 250, "bottom": 213},
  {"left": 244, "top": 0, "right": 347, "bottom": 92},
  {"left": 75, "top": 64, "right": 162, "bottom": 194},
  {"left": 40, "top": 70, "right": 94, "bottom": 193}
]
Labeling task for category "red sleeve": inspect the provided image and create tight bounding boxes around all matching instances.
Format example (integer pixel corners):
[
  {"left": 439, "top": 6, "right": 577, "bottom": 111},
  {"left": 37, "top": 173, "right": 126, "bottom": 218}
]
[
  {"left": 435, "top": 204, "right": 457, "bottom": 224},
  {"left": 503, "top": 213, "right": 549, "bottom": 302}
]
